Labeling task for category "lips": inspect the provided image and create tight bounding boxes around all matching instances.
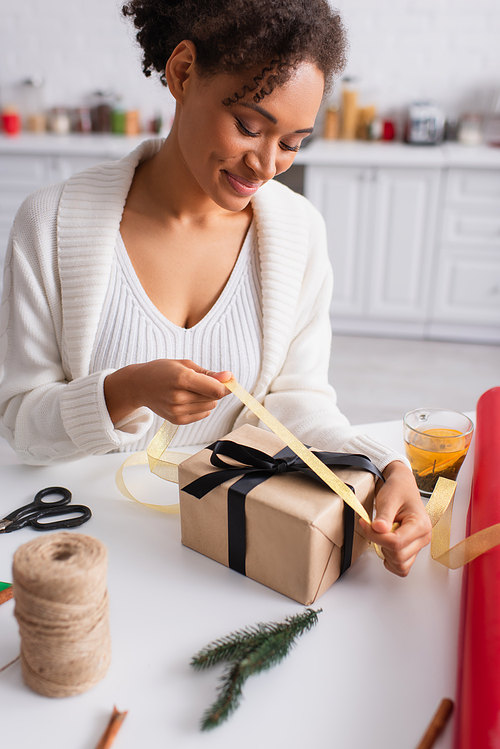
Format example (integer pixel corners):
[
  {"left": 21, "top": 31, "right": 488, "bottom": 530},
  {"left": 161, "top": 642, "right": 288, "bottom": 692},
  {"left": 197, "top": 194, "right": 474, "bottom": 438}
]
[{"left": 223, "top": 170, "right": 263, "bottom": 197}]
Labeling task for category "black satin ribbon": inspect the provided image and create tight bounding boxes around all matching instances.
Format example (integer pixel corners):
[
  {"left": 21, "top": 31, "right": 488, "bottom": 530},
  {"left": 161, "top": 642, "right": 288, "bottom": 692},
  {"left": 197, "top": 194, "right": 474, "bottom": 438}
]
[{"left": 182, "top": 440, "right": 383, "bottom": 576}]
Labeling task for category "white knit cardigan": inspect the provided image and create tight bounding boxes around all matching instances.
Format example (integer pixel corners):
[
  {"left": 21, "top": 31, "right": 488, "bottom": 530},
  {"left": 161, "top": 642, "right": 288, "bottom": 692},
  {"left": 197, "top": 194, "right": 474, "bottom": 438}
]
[{"left": 0, "top": 139, "right": 404, "bottom": 469}]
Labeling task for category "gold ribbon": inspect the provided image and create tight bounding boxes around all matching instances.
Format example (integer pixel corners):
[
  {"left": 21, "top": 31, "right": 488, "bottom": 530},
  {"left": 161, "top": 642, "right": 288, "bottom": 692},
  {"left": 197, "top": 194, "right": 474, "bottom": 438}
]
[
  {"left": 116, "top": 378, "right": 500, "bottom": 569},
  {"left": 115, "top": 420, "right": 185, "bottom": 514},
  {"left": 425, "top": 476, "right": 500, "bottom": 569},
  {"left": 223, "top": 379, "right": 370, "bottom": 523}
]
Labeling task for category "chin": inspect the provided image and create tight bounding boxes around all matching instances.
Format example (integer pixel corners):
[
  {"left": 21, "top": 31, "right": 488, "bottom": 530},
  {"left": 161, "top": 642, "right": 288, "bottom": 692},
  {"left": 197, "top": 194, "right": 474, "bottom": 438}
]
[{"left": 211, "top": 178, "right": 257, "bottom": 212}]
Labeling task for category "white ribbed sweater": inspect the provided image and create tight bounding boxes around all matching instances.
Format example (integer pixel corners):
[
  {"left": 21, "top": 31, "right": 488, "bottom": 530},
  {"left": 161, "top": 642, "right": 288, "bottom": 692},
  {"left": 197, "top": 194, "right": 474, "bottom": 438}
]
[
  {"left": 90, "top": 227, "right": 263, "bottom": 450},
  {"left": 0, "top": 139, "right": 405, "bottom": 470}
]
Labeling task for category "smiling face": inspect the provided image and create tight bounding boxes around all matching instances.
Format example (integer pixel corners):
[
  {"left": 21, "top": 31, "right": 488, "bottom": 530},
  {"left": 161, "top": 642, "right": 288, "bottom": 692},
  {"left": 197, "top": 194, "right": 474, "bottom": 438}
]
[{"left": 170, "top": 57, "right": 324, "bottom": 212}]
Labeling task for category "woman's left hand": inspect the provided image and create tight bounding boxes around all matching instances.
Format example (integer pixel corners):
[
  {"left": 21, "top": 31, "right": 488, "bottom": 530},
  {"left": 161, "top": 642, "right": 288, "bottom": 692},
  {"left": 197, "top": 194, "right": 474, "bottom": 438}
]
[{"left": 358, "top": 460, "right": 432, "bottom": 577}]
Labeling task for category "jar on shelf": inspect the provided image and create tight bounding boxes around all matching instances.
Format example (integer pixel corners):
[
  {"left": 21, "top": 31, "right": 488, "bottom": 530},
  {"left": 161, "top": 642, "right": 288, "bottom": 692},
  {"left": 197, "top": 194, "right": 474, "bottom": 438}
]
[
  {"left": 125, "top": 109, "right": 140, "bottom": 136},
  {"left": 340, "top": 77, "right": 359, "bottom": 140},
  {"left": 323, "top": 105, "right": 339, "bottom": 139},
  {"left": 73, "top": 107, "right": 92, "bottom": 133},
  {"left": 1, "top": 105, "right": 21, "bottom": 136},
  {"left": 111, "top": 107, "right": 126, "bottom": 135},
  {"left": 458, "top": 114, "right": 483, "bottom": 146},
  {"left": 149, "top": 112, "right": 163, "bottom": 135},
  {"left": 356, "top": 105, "right": 377, "bottom": 140},
  {"left": 27, "top": 113, "right": 47, "bottom": 133},
  {"left": 19, "top": 77, "right": 46, "bottom": 132},
  {"left": 49, "top": 108, "right": 71, "bottom": 135},
  {"left": 88, "top": 91, "right": 115, "bottom": 132}
]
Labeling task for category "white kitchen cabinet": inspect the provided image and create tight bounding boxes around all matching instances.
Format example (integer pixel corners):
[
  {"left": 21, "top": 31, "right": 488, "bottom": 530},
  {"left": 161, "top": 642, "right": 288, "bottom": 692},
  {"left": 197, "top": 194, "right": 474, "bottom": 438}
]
[
  {"left": 367, "top": 167, "right": 441, "bottom": 324},
  {"left": 305, "top": 164, "right": 442, "bottom": 337},
  {"left": 305, "top": 166, "right": 373, "bottom": 318},
  {"left": 300, "top": 141, "right": 500, "bottom": 343},
  {"left": 428, "top": 168, "right": 500, "bottom": 342}
]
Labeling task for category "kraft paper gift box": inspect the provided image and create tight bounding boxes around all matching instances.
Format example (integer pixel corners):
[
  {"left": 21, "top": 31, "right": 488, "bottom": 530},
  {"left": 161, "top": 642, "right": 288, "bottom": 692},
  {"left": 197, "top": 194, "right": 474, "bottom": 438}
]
[{"left": 179, "top": 424, "right": 378, "bottom": 605}]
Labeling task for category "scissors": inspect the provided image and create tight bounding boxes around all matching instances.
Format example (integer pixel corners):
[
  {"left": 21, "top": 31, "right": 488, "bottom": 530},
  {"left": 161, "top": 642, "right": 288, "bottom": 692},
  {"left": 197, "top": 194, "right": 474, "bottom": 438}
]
[{"left": 0, "top": 487, "right": 92, "bottom": 534}]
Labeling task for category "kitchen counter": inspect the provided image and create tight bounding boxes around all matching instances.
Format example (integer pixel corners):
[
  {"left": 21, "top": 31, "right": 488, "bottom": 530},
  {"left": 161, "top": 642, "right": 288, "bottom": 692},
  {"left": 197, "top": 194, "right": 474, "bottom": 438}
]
[
  {"left": 295, "top": 138, "right": 500, "bottom": 169},
  {"left": 0, "top": 132, "right": 159, "bottom": 158},
  {"left": 1, "top": 133, "right": 500, "bottom": 169}
]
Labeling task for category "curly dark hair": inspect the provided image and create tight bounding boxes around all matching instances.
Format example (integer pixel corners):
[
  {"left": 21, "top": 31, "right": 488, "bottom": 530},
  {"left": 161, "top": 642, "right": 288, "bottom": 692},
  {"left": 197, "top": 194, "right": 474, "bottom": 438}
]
[{"left": 122, "top": 0, "right": 347, "bottom": 102}]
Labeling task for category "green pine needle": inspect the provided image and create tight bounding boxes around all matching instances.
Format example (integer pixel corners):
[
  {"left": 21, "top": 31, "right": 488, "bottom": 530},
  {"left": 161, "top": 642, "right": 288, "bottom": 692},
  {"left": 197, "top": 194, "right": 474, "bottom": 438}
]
[
  {"left": 200, "top": 661, "right": 246, "bottom": 730},
  {"left": 192, "top": 608, "right": 322, "bottom": 730},
  {"left": 190, "top": 623, "right": 273, "bottom": 671},
  {"left": 191, "top": 608, "right": 321, "bottom": 670}
]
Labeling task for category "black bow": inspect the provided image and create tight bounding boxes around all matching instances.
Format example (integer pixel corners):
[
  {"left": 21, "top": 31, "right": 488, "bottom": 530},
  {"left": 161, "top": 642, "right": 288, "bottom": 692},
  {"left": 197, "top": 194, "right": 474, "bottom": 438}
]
[{"left": 183, "top": 439, "right": 383, "bottom": 576}]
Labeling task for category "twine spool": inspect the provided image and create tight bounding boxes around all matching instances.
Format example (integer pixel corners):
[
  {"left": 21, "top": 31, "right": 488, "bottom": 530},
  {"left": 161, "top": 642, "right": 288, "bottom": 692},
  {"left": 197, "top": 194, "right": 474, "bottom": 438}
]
[{"left": 12, "top": 532, "right": 111, "bottom": 698}]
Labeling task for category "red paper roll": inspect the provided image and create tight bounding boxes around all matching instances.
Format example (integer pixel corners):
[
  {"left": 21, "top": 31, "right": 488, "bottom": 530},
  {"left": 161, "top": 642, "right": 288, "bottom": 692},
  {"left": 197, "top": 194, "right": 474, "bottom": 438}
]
[{"left": 454, "top": 387, "right": 500, "bottom": 749}]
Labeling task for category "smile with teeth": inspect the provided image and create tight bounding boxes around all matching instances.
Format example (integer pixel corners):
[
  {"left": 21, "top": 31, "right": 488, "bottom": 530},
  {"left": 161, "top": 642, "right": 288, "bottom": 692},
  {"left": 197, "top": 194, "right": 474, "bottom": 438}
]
[{"left": 223, "top": 170, "right": 263, "bottom": 196}]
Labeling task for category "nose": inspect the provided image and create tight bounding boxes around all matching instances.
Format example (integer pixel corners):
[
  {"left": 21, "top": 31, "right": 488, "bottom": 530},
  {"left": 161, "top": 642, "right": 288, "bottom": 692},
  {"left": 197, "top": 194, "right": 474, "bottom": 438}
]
[{"left": 244, "top": 141, "right": 278, "bottom": 182}]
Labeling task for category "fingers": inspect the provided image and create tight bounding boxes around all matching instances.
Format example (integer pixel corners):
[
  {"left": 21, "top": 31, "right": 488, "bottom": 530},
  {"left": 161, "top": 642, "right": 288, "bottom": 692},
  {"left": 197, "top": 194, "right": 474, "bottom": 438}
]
[
  {"left": 357, "top": 460, "right": 433, "bottom": 577},
  {"left": 360, "top": 512, "right": 432, "bottom": 577},
  {"left": 372, "top": 512, "right": 431, "bottom": 548},
  {"left": 205, "top": 369, "right": 233, "bottom": 384},
  {"left": 371, "top": 479, "right": 409, "bottom": 534},
  {"left": 380, "top": 529, "right": 430, "bottom": 577},
  {"left": 165, "top": 403, "right": 219, "bottom": 425},
  {"left": 383, "top": 552, "right": 418, "bottom": 578},
  {"left": 139, "top": 360, "right": 234, "bottom": 424},
  {"left": 177, "top": 361, "right": 233, "bottom": 398}
]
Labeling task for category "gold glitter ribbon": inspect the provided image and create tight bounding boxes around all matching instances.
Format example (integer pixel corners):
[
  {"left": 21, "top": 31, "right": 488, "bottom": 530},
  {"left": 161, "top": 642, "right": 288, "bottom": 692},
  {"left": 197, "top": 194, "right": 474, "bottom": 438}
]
[
  {"left": 223, "top": 379, "right": 370, "bottom": 522},
  {"left": 116, "top": 378, "right": 500, "bottom": 568},
  {"left": 425, "top": 476, "right": 500, "bottom": 569},
  {"left": 115, "top": 420, "right": 185, "bottom": 514}
]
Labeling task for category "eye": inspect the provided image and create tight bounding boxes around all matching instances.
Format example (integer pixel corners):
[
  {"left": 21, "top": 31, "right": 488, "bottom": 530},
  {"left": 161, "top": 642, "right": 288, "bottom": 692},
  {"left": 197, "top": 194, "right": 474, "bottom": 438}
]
[
  {"left": 280, "top": 142, "right": 301, "bottom": 153},
  {"left": 235, "top": 118, "right": 259, "bottom": 138}
]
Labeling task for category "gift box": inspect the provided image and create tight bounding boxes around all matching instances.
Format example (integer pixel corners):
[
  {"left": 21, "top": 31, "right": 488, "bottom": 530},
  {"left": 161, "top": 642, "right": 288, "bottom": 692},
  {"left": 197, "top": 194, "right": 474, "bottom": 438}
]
[{"left": 179, "top": 424, "right": 379, "bottom": 605}]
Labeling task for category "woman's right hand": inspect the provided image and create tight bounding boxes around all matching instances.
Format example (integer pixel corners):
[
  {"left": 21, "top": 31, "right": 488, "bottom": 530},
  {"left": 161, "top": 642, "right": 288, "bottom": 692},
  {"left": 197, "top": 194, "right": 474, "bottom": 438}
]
[{"left": 103, "top": 359, "right": 232, "bottom": 425}]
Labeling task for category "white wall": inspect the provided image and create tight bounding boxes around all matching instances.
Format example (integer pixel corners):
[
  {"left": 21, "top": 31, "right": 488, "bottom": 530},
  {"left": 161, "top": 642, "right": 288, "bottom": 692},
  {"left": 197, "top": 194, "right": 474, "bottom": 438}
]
[
  {"left": 333, "top": 0, "right": 500, "bottom": 118},
  {"left": 1, "top": 0, "right": 499, "bottom": 127},
  {"left": 0, "top": 0, "right": 176, "bottom": 128}
]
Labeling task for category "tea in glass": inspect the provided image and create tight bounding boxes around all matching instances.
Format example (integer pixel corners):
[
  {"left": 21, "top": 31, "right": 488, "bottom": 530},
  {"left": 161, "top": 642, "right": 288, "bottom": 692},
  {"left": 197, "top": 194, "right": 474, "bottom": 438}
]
[{"left": 403, "top": 408, "right": 474, "bottom": 497}]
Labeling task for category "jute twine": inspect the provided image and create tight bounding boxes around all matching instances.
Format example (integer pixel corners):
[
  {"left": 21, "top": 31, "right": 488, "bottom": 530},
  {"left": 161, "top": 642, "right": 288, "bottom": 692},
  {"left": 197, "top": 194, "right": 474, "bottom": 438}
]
[{"left": 12, "top": 532, "right": 111, "bottom": 698}]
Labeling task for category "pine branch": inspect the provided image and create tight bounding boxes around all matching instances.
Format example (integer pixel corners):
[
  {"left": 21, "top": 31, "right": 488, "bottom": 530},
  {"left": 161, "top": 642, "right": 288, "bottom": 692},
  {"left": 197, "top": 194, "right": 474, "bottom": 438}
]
[
  {"left": 200, "top": 661, "right": 246, "bottom": 730},
  {"left": 191, "top": 608, "right": 321, "bottom": 670},
  {"left": 192, "top": 608, "right": 322, "bottom": 730},
  {"left": 190, "top": 623, "right": 272, "bottom": 670}
]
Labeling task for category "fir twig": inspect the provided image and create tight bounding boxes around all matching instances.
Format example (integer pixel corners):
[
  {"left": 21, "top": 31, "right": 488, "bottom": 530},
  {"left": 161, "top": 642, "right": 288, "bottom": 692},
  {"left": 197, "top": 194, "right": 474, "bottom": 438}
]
[
  {"left": 200, "top": 661, "right": 246, "bottom": 730},
  {"left": 192, "top": 608, "right": 322, "bottom": 730},
  {"left": 190, "top": 623, "right": 273, "bottom": 670},
  {"left": 191, "top": 608, "right": 321, "bottom": 670}
]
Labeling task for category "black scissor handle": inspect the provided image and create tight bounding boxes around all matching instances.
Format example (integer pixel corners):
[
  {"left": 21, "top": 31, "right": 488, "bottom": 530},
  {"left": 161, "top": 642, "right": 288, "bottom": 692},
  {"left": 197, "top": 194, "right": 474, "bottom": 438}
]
[
  {"left": 28, "top": 504, "right": 92, "bottom": 531},
  {"left": 34, "top": 487, "right": 72, "bottom": 507},
  {"left": 3, "top": 486, "right": 72, "bottom": 524}
]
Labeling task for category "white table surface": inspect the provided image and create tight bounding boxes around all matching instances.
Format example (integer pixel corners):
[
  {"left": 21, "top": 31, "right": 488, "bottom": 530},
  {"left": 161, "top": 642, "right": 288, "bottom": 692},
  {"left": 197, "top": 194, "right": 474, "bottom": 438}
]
[{"left": 0, "top": 419, "right": 474, "bottom": 749}]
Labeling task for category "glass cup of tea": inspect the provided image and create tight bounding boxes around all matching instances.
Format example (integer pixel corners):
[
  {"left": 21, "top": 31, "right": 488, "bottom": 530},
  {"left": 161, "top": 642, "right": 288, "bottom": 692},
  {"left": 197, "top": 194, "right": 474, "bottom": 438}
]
[{"left": 403, "top": 408, "right": 474, "bottom": 498}]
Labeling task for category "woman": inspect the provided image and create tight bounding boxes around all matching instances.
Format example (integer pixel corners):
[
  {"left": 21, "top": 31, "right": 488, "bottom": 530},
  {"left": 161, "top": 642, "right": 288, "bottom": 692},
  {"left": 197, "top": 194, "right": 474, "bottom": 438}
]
[{"left": 0, "top": 0, "right": 431, "bottom": 574}]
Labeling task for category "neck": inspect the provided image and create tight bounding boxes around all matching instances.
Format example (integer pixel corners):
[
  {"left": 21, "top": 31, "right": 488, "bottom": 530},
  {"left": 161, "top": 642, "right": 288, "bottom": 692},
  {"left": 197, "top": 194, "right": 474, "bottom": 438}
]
[{"left": 132, "top": 122, "right": 240, "bottom": 228}]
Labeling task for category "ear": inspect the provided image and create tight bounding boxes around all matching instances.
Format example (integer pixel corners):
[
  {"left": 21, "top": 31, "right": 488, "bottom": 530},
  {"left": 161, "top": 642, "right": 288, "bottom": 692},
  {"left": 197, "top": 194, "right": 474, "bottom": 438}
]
[{"left": 165, "top": 40, "right": 197, "bottom": 103}]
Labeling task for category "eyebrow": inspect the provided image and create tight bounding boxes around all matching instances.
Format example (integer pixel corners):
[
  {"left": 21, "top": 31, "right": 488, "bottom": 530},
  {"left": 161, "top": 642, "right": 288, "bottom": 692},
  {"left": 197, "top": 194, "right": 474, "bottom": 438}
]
[{"left": 239, "top": 101, "right": 314, "bottom": 134}]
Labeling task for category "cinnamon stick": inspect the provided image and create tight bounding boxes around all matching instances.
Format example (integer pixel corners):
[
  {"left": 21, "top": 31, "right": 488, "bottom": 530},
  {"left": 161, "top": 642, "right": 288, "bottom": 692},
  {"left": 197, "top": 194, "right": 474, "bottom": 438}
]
[
  {"left": 0, "top": 586, "right": 13, "bottom": 606},
  {"left": 416, "top": 698, "right": 454, "bottom": 749},
  {"left": 94, "top": 706, "right": 128, "bottom": 749}
]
